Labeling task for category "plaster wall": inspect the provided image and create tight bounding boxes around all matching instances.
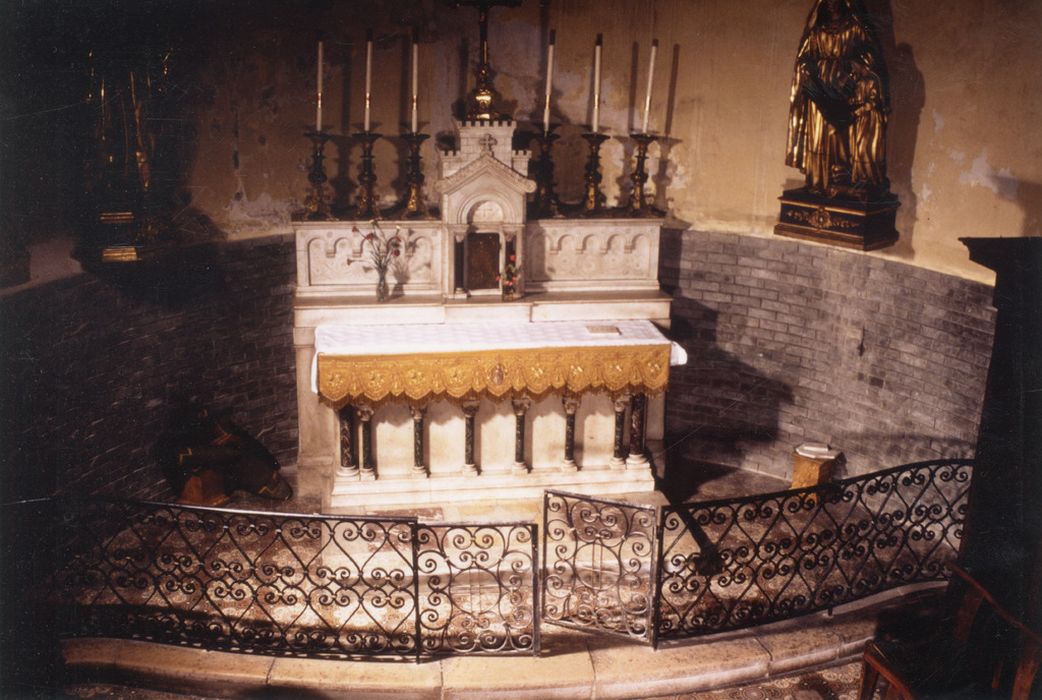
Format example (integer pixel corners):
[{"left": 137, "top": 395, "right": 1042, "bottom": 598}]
[{"left": 161, "top": 0, "right": 1042, "bottom": 283}]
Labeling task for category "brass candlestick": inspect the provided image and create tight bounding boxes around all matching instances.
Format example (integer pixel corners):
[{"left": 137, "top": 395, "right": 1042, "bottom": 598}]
[
  {"left": 531, "top": 124, "right": 560, "bottom": 218},
  {"left": 401, "top": 131, "right": 431, "bottom": 218},
  {"left": 304, "top": 129, "right": 332, "bottom": 220},
  {"left": 628, "top": 132, "right": 662, "bottom": 216},
  {"left": 581, "top": 132, "right": 609, "bottom": 215},
  {"left": 353, "top": 131, "right": 381, "bottom": 219}
]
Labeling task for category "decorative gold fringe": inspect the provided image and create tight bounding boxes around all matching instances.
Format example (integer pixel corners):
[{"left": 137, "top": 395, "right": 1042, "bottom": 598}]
[{"left": 318, "top": 344, "right": 672, "bottom": 409}]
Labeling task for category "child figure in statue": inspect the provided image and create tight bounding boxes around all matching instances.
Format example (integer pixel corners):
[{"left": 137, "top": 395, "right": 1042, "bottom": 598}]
[
  {"left": 784, "top": 0, "right": 890, "bottom": 200},
  {"left": 848, "top": 59, "right": 889, "bottom": 195}
]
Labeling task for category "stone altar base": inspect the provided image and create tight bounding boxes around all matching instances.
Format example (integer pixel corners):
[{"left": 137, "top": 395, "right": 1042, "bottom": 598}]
[
  {"left": 325, "top": 394, "right": 662, "bottom": 509},
  {"left": 330, "top": 458, "right": 658, "bottom": 509},
  {"left": 775, "top": 188, "right": 899, "bottom": 251}
]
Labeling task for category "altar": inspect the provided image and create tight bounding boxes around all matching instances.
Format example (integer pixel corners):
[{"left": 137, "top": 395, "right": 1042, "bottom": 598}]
[
  {"left": 290, "top": 6, "right": 680, "bottom": 510},
  {"left": 294, "top": 291, "right": 678, "bottom": 509}
]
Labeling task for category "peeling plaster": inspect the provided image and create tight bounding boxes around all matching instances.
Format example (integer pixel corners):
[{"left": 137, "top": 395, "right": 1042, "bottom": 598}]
[
  {"left": 959, "top": 149, "right": 1019, "bottom": 199},
  {"left": 931, "top": 110, "right": 945, "bottom": 134},
  {"left": 224, "top": 191, "right": 293, "bottom": 233}
]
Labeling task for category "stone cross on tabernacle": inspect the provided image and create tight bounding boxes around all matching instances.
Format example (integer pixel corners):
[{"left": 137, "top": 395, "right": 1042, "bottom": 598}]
[{"left": 480, "top": 134, "right": 497, "bottom": 153}]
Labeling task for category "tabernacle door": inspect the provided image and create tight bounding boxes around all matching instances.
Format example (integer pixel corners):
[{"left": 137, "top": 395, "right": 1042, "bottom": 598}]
[{"left": 465, "top": 231, "right": 501, "bottom": 291}]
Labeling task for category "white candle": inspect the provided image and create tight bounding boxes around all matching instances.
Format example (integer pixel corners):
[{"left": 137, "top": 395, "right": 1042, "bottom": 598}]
[
  {"left": 364, "top": 31, "right": 373, "bottom": 132},
  {"left": 542, "top": 30, "right": 555, "bottom": 133},
  {"left": 592, "top": 34, "right": 602, "bottom": 132},
  {"left": 316, "top": 40, "right": 323, "bottom": 132},
  {"left": 410, "top": 36, "right": 419, "bottom": 133},
  {"left": 641, "top": 40, "right": 657, "bottom": 134}
]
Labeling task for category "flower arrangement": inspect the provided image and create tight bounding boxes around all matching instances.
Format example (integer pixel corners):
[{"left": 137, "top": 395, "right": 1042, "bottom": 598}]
[
  {"left": 496, "top": 253, "right": 522, "bottom": 300},
  {"left": 354, "top": 221, "right": 402, "bottom": 301}
]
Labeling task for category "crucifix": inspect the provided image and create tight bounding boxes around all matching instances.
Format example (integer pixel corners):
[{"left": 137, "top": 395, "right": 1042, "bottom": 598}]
[{"left": 450, "top": 0, "right": 520, "bottom": 121}]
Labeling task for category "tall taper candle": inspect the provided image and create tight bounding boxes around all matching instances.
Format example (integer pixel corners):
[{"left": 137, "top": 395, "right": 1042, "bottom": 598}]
[
  {"left": 316, "top": 41, "right": 324, "bottom": 131},
  {"left": 410, "top": 33, "right": 419, "bottom": 133},
  {"left": 364, "top": 30, "right": 373, "bottom": 132},
  {"left": 542, "top": 30, "right": 555, "bottom": 134},
  {"left": 641, "top": 39, "right": 657, "bottom": 133},
  {"left": 592, "top": 34, "right": 602, "bottom": 132}
]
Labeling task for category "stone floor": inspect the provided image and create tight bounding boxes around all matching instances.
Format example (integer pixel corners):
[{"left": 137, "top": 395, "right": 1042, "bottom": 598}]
[
  {"left": 65, "top": 660, "right": 885, "bottom": 699},
  {"left": 59, "top": 586, "right": 925, "bottom": 699}
]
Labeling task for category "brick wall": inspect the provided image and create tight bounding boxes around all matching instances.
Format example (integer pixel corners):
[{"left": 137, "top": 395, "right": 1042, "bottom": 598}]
[
  {"left": 660, "top": 229, "right": 996, "bottom": 480},
  {"left": 1, "top": 228, "right": 997, "bottom": 500},
  {"left": 0, "top": 235, "right": 297, "bottom": 501}
]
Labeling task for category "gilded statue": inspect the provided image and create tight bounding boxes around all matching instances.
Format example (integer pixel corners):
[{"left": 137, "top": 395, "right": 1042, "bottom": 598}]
[{"left": 785, "top": 0, "right": 891, "bottom": 200}]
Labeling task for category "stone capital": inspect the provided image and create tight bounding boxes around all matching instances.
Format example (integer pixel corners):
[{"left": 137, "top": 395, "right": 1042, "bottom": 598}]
[
  {"left": 562, "top": 394, "right": 581, "bottom": 416},
  {"left": 511, "top": 394, "right": 532, "bottom": 415}
]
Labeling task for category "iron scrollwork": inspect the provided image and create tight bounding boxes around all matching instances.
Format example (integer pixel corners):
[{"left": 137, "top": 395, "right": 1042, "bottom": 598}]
[
  {"left": 655, "top": 459, "right": 973, "bottom": 639},
  {"left": 542, "top": 490, "right": 660, "bottom": 644},
  {"left": 11, "top": 458, "right": 973, "bottom": 660},
  {"left": 54, "top": 500, "right": 419, "bottom": 659},
  {"left": 414, "top": 522, "right": 539, "bottom": 656}
]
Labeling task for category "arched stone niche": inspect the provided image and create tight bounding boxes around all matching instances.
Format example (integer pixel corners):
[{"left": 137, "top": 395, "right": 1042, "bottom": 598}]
[{"left": 436, "top": 150, "right": 535, "bottom": 297}]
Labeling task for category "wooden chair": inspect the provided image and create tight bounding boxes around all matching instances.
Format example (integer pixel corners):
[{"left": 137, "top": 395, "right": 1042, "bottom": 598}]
[{"left": 858, "top": 564, "right": 1042, "bottom": 699}]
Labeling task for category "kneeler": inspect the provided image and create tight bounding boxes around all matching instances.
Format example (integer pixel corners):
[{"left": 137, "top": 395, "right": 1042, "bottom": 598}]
[{"left": 858, "top": 564, "right": 1042, "bottom": 699}]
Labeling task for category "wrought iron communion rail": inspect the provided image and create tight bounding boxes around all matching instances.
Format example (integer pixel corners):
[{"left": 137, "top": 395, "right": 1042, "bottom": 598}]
[
  {"left": 5, "top": 459, "right": 972, "bottom": 659},
  {"left": 44, "top": 500, "right": 538, "bottom": 660},
  {"left": 656, "top": 459, "right": 974, "bottom": 641}
]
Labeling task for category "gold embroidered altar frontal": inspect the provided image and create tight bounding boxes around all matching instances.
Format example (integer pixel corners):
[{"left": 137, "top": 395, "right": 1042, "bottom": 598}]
[{"left": 317, "top": 344, "right": 672, "bottom": 407}]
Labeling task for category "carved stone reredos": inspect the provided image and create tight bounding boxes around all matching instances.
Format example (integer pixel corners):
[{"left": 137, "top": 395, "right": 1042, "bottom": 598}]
[{"left": 437, "top": 119, "right": 534, "bottom": 227}]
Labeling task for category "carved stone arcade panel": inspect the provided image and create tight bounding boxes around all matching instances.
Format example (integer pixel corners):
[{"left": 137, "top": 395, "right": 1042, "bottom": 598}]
[
  {"left": 524, "top": 220, "right": 662, "bottom": 294},
  {"left": 296, "top": 221, "right": 443, "bottom": 298}
]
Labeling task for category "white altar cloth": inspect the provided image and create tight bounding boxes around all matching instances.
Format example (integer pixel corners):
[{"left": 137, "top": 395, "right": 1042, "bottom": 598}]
[{"left": 311, "top": 320, "right": 686, "bottom": 393}]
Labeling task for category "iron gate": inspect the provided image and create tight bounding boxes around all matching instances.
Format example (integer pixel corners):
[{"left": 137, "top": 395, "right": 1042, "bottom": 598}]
[{"left": 541, "top": 490, "right": 660, "bottom": 645}]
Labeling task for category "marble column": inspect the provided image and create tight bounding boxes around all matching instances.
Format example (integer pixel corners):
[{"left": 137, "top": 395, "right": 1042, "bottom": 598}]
[
  {"left": 356, "top": 404, "right": 376, "bottom": 480},
  {"left": 561, "top": 393, "right": 580, "bottom": 471},
  {"left": 461, "top": 398, "right": 480, "bottom": 475},
  {"left": 337, "top": 405, "right": 359, "bottom": 478},
  {"left": 511, "top": 394, "right": 531, "bottom": 474},
  {"left": 410, "top": 404, "right": 427, "bottom": 477},
  {"left": 626, "top": 392, "right": 649, "bottom": 469},
  {"left": 454, "top": 232, "right": 466, "bottom": 294},
  {"left": 610, "top": 393, "right": 630, "bottom": 470}
]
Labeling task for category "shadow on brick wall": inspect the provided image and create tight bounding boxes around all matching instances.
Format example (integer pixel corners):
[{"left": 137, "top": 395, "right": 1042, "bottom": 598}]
[
  {"left": 658, "top": 228, "right": 994, "bottom": 482},
  {"left": 0, "top": 236, "right": 298, "bottom": 503},
  {"left": 662, "top": 300, "right": 795, "bottom": 499}
]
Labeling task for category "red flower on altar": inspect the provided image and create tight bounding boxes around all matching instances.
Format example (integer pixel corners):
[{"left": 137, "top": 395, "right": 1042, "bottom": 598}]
[{"left": 358, "top": 221, "right": 405, "bottom": 279}]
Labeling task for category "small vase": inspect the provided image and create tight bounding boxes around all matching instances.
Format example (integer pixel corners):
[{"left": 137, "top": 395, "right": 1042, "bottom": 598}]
[{"left": 376, "top": 272, "right": 389, "bottom": 302}]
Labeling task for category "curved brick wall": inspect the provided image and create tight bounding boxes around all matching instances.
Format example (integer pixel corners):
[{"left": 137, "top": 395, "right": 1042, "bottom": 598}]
[
  {"left": 0, "top": 235, "right": 297, "bottom": 501},
  {"left": 1, "top": 229, "right": 996, "bottom": 501},
  {"left": 661, "top": 230, "right": 996, "bottom": 480}
]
